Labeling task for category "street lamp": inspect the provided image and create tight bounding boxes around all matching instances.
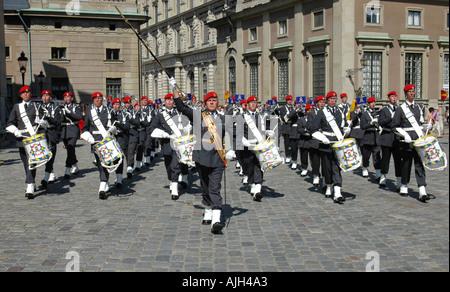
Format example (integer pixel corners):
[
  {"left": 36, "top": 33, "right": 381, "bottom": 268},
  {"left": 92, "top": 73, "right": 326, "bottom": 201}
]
[
  {"left": 346, "top": 56, "right": 369, "bottom": 97},
  {"left": 17, "top": 51, "right": 28, "bottom": 86},
  {"left": 37, "top": 71, "right": 46, "bottom": 93}
]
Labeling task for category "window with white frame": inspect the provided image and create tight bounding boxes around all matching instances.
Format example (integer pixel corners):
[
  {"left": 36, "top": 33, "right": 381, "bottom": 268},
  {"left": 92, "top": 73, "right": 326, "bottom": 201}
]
[
  {"left": 250, "top": 62, "right": 259, "bottom": 97},
  {"left": 405, "top": 53, "right": 423, "bottom": 98},
  {"left": 278, "top": 58, "right": 289, "bottom": 98},
  {"left": 106, "top": 78, "right": 122, "bottom": 100},
  {"left": 407, "top": 10, "right": 422, "bottom": 27},
  {"left": 250, "top": 27, "right": 257, "bottom": 42},
  {"left": 279, "top": 20, "right": 287, "bottom": 36},
  {"left": 312, "top": 53, "right": 325, "bottom": 97},
  {"left": 362, "top": 52, "right": 383, "bottom": 100},
  {"left": 366, "top": 6, "right": 381, "bottom": 24}
]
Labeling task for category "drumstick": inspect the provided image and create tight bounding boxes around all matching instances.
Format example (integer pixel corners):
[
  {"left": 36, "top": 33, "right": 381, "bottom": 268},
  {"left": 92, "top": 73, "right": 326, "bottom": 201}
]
[{"left": 115, "top": 6, "right": 186, "bottom": 98}]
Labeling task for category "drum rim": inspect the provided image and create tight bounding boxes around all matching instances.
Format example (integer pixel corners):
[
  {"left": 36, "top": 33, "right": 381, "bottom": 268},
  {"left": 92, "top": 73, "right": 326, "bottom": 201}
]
[
  {"left": 332, "top": 138, "right": 356, "bottom": 146},
  {"left": 414, "top": 134, "right": 438, "bottom": 148},
  {"left": 23, "top": 133, "right": 45, "bottom": 144}
]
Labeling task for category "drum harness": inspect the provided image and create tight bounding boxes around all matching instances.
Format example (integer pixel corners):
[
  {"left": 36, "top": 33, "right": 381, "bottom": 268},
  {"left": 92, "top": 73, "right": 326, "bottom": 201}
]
[
  {"left": 18, "top": 102, "right": 39, "bottom": 137},
  {"left": 322, "top": 107, "right": 344, "bottom": 142},
  {"left": 91, "top": 107, "right": 111, "bottom": 140},
  {"left": 397, "top": 103, "right": 424, "bottom": 141}
]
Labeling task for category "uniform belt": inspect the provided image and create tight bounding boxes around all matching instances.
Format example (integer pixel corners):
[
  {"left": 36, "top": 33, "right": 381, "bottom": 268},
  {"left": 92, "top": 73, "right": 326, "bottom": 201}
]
[
  {"left": 403, "top": 127, "right": 415, "bottom": 132},
  {"left": 137, "top": 127, "right": 145, "bottom": 131},
  {"left": 92, "top": 131, "right": 102, "bottom": 135},
  {"left": 62, "top": 122, "right": 75, "bottom": 126},
  {"left": 353, "top": 126, "right": 360, "bottom": 129},
  {"left": 382, "top": 128, "right": 391, "bottom": 132}
]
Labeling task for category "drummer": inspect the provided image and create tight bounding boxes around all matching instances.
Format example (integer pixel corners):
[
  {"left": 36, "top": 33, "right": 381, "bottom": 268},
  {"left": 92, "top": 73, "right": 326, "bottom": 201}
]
[
  {"left": 148, "top": 93, "right": 190, "bottom": 200},
  {"left": 110, "top": 98, "right": 131, "bottom": 189},
  {"left": 80, "top": 92, "right": 119, "bottom": 200},
  {"left": 6, "top": 86, "right": 49, "bottom": 199},
  {"left": 360, "top": 97, "right": 382, "bottom": 180},
  {"left": 307, "top": 96, "right": 326, "bottom": 187},
  {"left": 378, "top": 91, "right": 402, "bottom": 189},
  {"left": 391, "top": 84, "right": 430, "bottom": 202},
  {"left": 239, "top": 96, "right": 270, "bottom": 201},
  {"left": 40, "top": 90, "right": 62, "bottom": 187},
  {"left": 310, "top": 91, "right": 349, "bottom": 203}
]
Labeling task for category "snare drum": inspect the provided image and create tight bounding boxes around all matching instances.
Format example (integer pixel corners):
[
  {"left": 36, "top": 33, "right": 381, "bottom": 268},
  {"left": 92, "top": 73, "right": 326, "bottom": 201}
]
[
  {"left": 173, "top": 135, "right": 196, "bottom": 167},
  {"left": 332, "top": 138, "right": 362, "bottom": 172},
  {"left": 414, "top": 135, "right": 447, "bottom": 171},
  {"left": 253, "top": 140, "right": 284, "bottom": 172},
  {"left": 93, "top": 136, "right": 123, "bottom": 173},
  {"left": 23, "top": 133, "right": 52, "bottom": 170}
]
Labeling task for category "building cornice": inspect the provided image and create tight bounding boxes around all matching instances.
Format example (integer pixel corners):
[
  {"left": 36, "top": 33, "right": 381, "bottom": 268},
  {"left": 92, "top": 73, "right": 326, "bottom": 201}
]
[{"left": 13, "top": 8, "right": 148, "bottom": 23}]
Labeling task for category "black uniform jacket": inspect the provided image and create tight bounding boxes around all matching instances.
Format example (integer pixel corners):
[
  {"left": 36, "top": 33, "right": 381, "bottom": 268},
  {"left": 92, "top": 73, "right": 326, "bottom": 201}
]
[{"left": 174, "top": 97, "right": 228, "bottom": 168}]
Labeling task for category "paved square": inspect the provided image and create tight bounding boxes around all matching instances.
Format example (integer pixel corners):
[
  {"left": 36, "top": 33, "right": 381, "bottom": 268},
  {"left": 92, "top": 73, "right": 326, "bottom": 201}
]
[{"left": 0, "top": 136, "right": 448, "bottom": 272}]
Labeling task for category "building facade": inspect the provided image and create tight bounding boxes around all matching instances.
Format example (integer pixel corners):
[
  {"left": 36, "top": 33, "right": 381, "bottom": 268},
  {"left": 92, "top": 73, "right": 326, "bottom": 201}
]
[
  {"left": 3, "top": 0, "right": 147, "bottom": 104},
  {"left": 2, "top": 0, "right": 449, "bottom": 109},
  {"left": 138, "top": 0, "right": 228, "bottom": 101},
  {"left": 210, "top": 0, "right": 449, "bottom": 107}
]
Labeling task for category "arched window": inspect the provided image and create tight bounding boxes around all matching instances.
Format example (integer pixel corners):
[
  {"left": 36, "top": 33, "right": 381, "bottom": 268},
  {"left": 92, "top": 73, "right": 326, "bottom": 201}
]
[{"left": 229, "top": 57, "right": 236, "bottom": 97}]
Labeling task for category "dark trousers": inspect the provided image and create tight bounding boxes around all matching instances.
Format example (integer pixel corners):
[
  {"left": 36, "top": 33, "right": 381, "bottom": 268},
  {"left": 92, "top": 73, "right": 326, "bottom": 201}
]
[
  {"left": 320, "top": 150, "right": 342, "bottom": 187},
  {"left": 144, "top": 135, "right": 156, "bottom": 156},
  {"left": 164, "top": 151, "right": 188, "bottom": 182},
  {"left": 94, "top": 152, "right": 109, "bottom": 183},
  {"left": 300, "top": 147, "right": 310, "bottom": 170},
  {"left": 44, "top": 142, "right": 57, "bottom": 173},
  {"left": 19, "top": 147, "right": 37, "bottom": 184},
  {"left": 399, "top": 143, "right": 426, "bottom": 187},
  {"left": 283, "top": 134, "right": 291, "bottom": 158},
  {"left": 127, "top": 141, "right": 144, "bottom": 167},
  {"left": 290, "top": 138, "right": 299, "bottom": 162},
  {"left": 63, "top": 137, "right": 78, "bottom": 167},
  {"left": 361, "top": 144, "right": 381, "bottom": 169},
  {"left": 310, "top": 148, "right": 321, "bottom": 177},
  {"left": 196, "top": 162, "right": 225, "bottom": 210},
  {"left": 240, "top": 150, "right": 263, "bottom": 185},
  {"left": 115, "top": 147, "right": 128, "bottom": 175},
  {"left": 380, "top": 144, "right": 402, "bottom": 177}
]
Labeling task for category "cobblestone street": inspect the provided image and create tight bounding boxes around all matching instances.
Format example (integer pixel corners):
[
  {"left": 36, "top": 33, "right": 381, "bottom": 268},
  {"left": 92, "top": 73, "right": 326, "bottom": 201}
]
[{"left": 0, "top": 136, "right": 448, "bottom": 272}]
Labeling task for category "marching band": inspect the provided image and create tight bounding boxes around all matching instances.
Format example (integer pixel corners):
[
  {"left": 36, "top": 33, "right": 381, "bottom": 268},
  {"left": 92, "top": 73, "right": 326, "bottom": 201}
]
[{"left": 5, "top": 81, "right": 447, "bottom": 234}]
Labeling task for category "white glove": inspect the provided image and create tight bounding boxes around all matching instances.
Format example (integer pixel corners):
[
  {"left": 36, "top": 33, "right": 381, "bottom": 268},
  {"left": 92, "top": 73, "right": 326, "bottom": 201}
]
[
  {"left": 265, "top": 130, "right": 275, "bottom": 138},
  {"left": 242, "top": 137, "right": 258, "bottom": 147},
  {"left": 225, "top": 150, "right": 235, "bottom": 160},
  {"left": 396, "top": 128, "right": 412, "bottom": 143},
  {"left": 80, "top": 131, "right": 95, "bottom": 144},
  {"left": 168, "top": 77, "right": 177, "bottom": 91},
  {"left": 14, "top": 130, "right": 23, "bottom": 138},
  {"left": 423, "top": 123, "right": 432, "bottom": 131},
  {"left": 151, "top": 128, "right": 171, "bottom": 139},
  {"left": 108, "top": 125, "right": 117, "bottom": 136},
  {"left": 6, "top": 125, "right": 22, "bottom": 138},
  {"left": 343, "top": 127, "right": 351, "bottom": 137},
  {"left": 37, "top": 119, "right": 48, "bottom": 130},
  {"left": 63, "top": 107, "right": 71, "bottom": 114},
  {"left": 312, "top": 132, "right": 330, "bottom": 145},
  {"left": 371, "top": 118, "right": 378, "bottom": 125}
]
